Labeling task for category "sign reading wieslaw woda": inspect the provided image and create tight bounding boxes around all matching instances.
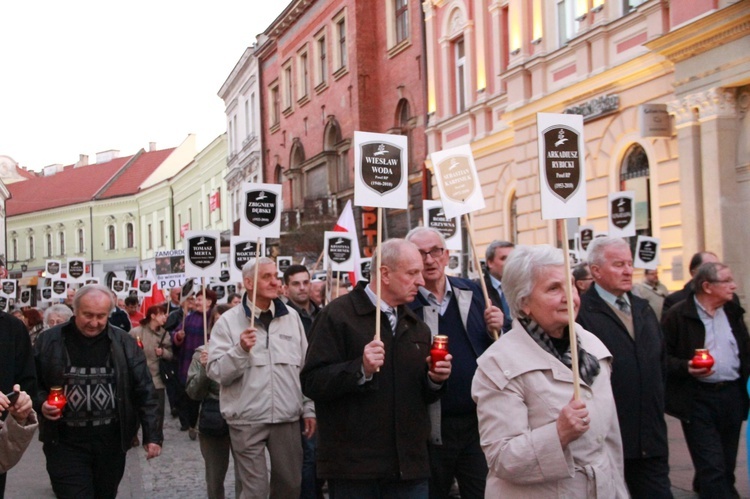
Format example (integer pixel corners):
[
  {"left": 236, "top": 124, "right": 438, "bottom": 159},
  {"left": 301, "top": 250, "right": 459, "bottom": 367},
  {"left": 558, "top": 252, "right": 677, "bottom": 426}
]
[
  {"left": 634, "top": 235, "right": 660, "bottom": 270},
  {"left": 67, "top": 258, "right": 86, "bottom": 283},
  {"left": 354, "top": 131, "right": 408, "bottom": 209},
  {"left": 324, "top": 231, "right": 355, "bottom": 272},
  {"left": 423, "top": 200, "right": 462, "bottom": 251},
  {"left": 230, "top": 237, "right": 264, "bottom": 283},
  {"left": 608, "top": 191, "right": 636, "bottom": 237},
  {"left": 240, "top": 182, "right": 282, "bottom": 238},
  {"left": 537, "top": 113, "right": 587, "bottom": 220},
  {"left": 430, "top": 144, "right": 485, "bottom": 219},
  {"left": 184, "top": 230, "right": 221, "bottom": 279}
]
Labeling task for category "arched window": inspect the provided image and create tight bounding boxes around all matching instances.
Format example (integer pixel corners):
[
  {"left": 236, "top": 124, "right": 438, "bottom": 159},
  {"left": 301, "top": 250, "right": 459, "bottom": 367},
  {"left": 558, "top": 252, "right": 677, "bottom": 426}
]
[
  {"left": 323, "top": 119, "right": 341, "bottom": 151},
  {"left": 126, "top": 223, "right": 134, "bottom": 248},
  {"left": 78, "top": 228, "right": 85, "bottom": 254},
  {"left": 28, "top": 236, "right": 35, "bottom": 260},
  {"left": 108, "top": 225, "right": 116, "bottom": 250},
  {"left": 46, "top": 233, "right": 52, "bottom": 257},
  {"left": 509, "top": 191, "right": 519, "bottom": 244},
  {"left": 620, "top": 144, "right": 652, "bottom": 239},
  {"left": 274, "top": 164, "right": 284, "bottom": 184},
  {"left": 396, "top": 98, "right": 415, "bottom": 172},
  {"left": 12, "top": 238, "right": 17, "bottom": 262},
  {"left": 59, "top": 232, "right": 66, "bottom": 256}
]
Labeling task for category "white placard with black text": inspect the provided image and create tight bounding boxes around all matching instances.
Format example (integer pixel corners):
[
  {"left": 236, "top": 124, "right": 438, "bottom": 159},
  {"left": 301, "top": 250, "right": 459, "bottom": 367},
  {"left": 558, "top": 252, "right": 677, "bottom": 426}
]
[
  {"left": 608, "top": 191, "right": 636, "bottom": 237},
  {"left": 423, "top": 200, "right": 462, "bottom": 251},
  {"left": 354, "top": 131, "right": 408, "bottom": 209},
  {"left": 634, "top": 236, "right": 660, "bottom": 270},
  {"left": 184, "top": 230, "right": 221, "bottom": 279},
  {"left": 230, "top": 237, "right": 265, "bottom": 283},
  {"left": 240, "top": 183, "right": 282, "bottom": 238},
  {"left": 430, "top": 145, "right": 485, "bottom": 219},
  {"left": 324, "top": 232, "right": 356, "bottom": 272}
]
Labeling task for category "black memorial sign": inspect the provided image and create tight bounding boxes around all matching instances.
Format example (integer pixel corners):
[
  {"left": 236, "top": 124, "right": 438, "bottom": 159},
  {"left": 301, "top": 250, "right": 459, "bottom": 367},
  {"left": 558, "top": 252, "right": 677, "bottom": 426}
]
[
  {"left": 139, "top": 279, "right": 152, "bottom": 293},
  {"left": 211, "top": 284, "right": 226, "bottom": 301},
  {"left": 611, "top": 196, "right": 633, "bottom": 229},
  {"left": 277, "top": 258, "right": 292, "bottom": 274},
  {"left": 328, "top": 237, "right": 352, "bottom": 264},
  {"left": 21, "top": 290, "right": 30, "bottom": 303},
  {"left": 638, "top": 240, "right": 657, "bottom": 263},
  {"left": 219, "top": 269, "right": 230, "bottom": 283},
  {"left": 427, "top": 207, "right": 457, "bottom": 239},
  {"left": 360, "top": 260, "right": 371, "bottom": 282},
  {"left": 47, "top": 261, "right": 60, "bottom": 275},
  {"left": 233, "top": 242, "right": 261, "bottom": 271},
  {"left": 112, "top": 280, "right": 125, "bottom": 293},
  {"left": 0, "top": 297, "right": 7, "bottom": 311},
  {"left": 245, "top": 190, "right": 278, "bottom": 230},
  {"left": 188, "top": 236, "right": 218, "bottom": 269},
  {"left": 542, "top": 126, "right": 582, "bottom": 202},
  {"left": 2, "top": 281, "right": 15, "bottom": 296},
  {"left": 42, "top": 288, "right": 53, "bottom": 300},
  {"left": 226, "top": 284, "right": 237, "bottom": 295},
  {"left": 68, "top": 260, "right": 85, "bottom": 279},
  {"left": 53, "top": 280, "right": 67, "bottom": 295},
  {"left": 580, "top": 228, "right": 594, "bottom": 251},
  {"left": 360, "top": 142, "right": 403, "bottom": 195}
]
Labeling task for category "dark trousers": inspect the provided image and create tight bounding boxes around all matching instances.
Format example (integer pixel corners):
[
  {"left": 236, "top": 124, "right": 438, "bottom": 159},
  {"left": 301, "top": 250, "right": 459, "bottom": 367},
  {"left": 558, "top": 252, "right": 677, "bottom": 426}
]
[
  {"left": 0, "top": 472, "right": 6, "bottom": 499},
  {"left": 624, "top": 455, "right": 672, "bottom": 499},
  {"left": 329, "top": 478, "right": 428, "bottom": 499},
  {"left": 177, "top": 388, "right": 200, "bottom": 429},
  {"left": 301, "top": 420, "right": 324, "bottom": 499},
  {"left": 681, "top": 380, "right": 745, "bottom": 499},
  {"left": 43, "top": 436, "right": 127, "bottom": 499},
  {"left": 429, "top": 413, "right": 487, "bottom": 499}
]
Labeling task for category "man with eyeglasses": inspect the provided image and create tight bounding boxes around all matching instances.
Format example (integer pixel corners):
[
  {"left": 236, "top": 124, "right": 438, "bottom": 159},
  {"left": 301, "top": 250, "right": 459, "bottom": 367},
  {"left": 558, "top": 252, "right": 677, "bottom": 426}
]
[
  {"left": 663, "top": 262, "right": 750, "bottom": 498},
  {"left": 405, "top": 227, "right": 504, "bottom": 499}
]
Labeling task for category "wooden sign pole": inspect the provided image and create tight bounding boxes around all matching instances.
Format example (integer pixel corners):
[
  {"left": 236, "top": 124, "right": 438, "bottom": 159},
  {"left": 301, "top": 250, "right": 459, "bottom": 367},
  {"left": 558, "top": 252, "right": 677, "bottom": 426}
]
[
  {"left": 201, "top": 277, "right": 208, "bottom": 344},
  {"left": 249, "top": 238, "right": 261, "bottom": 329},
  {"left": 463, "top": 213, "right": 498, "bottom": 341},
  {"left": 560, "top": 220, "right": 581, "bottom": 401},
  {"left": 374, "top": 207, "right": 383, "bottom": 342}
]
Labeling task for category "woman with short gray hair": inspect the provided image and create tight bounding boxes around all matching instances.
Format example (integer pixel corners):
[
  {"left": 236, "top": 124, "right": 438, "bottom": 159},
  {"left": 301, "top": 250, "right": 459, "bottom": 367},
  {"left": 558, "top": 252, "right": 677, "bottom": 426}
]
[
  {"left": 472, "top": 244, "right": 627, "bottom": 497},
  {"left": 43, "top": 304, "right": 73, "bottom": 329}
]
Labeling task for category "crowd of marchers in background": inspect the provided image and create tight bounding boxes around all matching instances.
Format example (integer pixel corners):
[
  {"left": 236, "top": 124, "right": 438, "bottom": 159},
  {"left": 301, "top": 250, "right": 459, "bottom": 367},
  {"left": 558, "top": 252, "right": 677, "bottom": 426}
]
[{"left": 1, "top": 234, "right": 748, "bottom": 499}]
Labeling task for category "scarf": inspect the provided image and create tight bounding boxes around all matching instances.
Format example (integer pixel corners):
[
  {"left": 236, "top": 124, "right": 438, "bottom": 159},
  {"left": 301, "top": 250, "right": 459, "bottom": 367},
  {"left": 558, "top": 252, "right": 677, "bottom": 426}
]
[{"left": 519, "top": 317, "right": 601, "bottom": 386}]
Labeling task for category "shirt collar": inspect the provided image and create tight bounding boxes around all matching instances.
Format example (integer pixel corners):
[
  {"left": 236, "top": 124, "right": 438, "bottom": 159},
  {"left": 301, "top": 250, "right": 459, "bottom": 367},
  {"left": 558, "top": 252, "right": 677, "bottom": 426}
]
[
  {"left": 489, "top": 274, "right": 502, "bottom": 290},
  {"left": 364, "top": 283, "right": 396, "bottom": 314},
  {"left": 243, "top": 293, "right": 276, "bottom": 318},
  {"left": 594, "top": 283, "right": 630, "bottom": 308},
  {"left": 418, "top": 277, "right": 453, "bottom": 303}
]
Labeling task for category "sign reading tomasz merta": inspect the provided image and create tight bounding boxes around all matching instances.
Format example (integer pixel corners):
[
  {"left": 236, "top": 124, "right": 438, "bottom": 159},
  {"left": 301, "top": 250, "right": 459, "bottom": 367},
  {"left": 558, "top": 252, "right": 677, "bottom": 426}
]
[
  {"left": 430, "top": 144, "right": 485, "bottom": 219},
  {"left": 354, "top": 131, "right": 408, "bottom": 209},
  {"left": 536, "top": 113, "right": 587, "bottom": 220},
  {"left": 184, "top": 230, "right": 221, "bottom": 279}
]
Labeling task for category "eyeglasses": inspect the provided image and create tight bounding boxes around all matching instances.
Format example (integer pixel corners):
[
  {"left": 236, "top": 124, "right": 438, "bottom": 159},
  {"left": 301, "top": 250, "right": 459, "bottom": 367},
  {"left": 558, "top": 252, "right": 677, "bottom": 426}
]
[
  {"left": 418, "top": 248, "right": 445, "bottom": 260},
  {"left": 710, "top": 278, "right": 735, "bottom": 285}
]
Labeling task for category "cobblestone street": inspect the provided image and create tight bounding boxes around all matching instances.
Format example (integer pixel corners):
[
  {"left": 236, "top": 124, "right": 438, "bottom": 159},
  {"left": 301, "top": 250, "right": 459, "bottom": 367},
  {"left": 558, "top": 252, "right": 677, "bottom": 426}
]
[{"left": 4, "top": 413, "right": 749, "bottom": 498}]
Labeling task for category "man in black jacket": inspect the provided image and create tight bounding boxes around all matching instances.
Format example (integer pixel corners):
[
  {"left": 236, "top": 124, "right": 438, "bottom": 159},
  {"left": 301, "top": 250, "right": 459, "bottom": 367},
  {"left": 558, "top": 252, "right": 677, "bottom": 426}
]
[
  {"left": 662, "top": 251, "right": 718, "bottom": 316},
  {"left": 662, "top": 262, "right": 749, "bottom": 498},
  {"left": 482, "top": 240, "right": 514, "bottom": 333},
  {"left": 576, "top": 236, "right": 672, "bottom": 498},
  {"left": 34, "top": 284, "right": 162, "bottom": 499},
  {"left": 301, "top": 238, "right": 451, "bottom": 497}
]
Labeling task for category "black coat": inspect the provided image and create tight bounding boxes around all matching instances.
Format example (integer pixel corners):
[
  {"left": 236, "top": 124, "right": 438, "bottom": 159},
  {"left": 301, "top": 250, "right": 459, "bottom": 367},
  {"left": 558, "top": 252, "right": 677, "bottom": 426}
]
[
  {"left": 482, "top": 274, "right": 513, "bottom": 333},
  {"left": 33, "top": 322, "right": 163, "bottom": 452},
  {"left": 576, "top": 286, "right": 669, "bottom": 459},
  {"left": 661, "top": 294, "right": 750, "bottom": 421},
  {"left": 301, "top": 282, "right": 444, "bottom": 481},
  {"left": 0, "top": 311, "right": 37, "bottom": 398}
]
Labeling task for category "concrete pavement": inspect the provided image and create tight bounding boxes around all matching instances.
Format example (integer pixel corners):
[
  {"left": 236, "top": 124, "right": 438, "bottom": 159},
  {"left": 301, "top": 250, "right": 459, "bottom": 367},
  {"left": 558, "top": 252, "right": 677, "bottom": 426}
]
[{"left": 4, "top": 413, "right": 749, "bottom": 498}]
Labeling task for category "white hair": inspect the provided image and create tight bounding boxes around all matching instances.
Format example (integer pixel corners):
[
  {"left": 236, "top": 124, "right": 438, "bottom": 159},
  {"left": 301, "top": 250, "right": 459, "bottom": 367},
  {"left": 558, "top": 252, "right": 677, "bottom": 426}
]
[{"left": 502, "top": 244, "right": 565, "bottom": 318}]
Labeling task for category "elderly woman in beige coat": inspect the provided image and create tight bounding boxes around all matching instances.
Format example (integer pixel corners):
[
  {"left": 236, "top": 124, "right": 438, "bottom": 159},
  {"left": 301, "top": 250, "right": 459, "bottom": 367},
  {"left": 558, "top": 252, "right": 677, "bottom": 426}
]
[{"left": 472, "top": 245, "right": 628, "bottom": 498}]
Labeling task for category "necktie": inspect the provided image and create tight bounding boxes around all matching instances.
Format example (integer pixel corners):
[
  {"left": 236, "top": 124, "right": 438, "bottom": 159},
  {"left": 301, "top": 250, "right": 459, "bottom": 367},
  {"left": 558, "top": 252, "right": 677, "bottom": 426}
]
[
  {"left": 386, "top": 309, "right": 397, "bottom": 334},
  {"left": 615, "top": 297, "right": 630, "bottom": 316}
]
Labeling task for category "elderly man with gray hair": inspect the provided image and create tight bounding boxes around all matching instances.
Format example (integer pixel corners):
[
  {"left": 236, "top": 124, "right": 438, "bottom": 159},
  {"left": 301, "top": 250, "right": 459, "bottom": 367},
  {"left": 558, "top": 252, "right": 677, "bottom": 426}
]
[
  {"left": 575, "top": 236, "right": 671, "bottom": 498},
  {"left": 663, "top": 262, "right": 750, "bottom": 498},
  {"left": 207, "top": 257, "right": 315, "bottom": 499},
  {"left": 33, "top": 284, "right": 162, "bottom": 498}
]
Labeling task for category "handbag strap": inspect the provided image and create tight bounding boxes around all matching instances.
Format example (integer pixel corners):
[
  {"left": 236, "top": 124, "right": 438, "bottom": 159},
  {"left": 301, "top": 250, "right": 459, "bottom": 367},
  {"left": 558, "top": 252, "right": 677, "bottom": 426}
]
[{"left": 158, "top": 329, "right": 168, "bottom": 347}]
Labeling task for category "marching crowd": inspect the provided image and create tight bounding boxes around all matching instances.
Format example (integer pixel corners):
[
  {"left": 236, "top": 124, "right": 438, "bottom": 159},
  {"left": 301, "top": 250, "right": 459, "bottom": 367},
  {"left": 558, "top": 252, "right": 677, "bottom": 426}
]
[{"left": 0, "top": 228, "right": 748, "bottom": 499}]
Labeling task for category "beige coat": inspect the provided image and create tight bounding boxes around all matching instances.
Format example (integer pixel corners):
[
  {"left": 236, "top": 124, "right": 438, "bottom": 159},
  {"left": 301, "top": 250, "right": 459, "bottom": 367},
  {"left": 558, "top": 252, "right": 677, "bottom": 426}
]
[
  {"left": 0, "top": 410, "right": 38, "bottom": 473},
  {"left": 130, "top": 323, "right": 173, "bottom": 389},
  {"left": 472, "top": 321, "right": 629, "bottom": 498}
]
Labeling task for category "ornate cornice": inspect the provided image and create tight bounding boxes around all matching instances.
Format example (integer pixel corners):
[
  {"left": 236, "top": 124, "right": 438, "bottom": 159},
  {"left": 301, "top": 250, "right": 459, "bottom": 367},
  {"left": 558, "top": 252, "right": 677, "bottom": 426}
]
[{"left": 668, "top": 87, "right": 738, "bottom": 125}]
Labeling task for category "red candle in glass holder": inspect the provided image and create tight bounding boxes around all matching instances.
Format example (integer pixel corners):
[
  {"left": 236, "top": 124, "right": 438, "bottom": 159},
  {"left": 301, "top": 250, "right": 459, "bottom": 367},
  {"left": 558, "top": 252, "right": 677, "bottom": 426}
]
[
  {"left": 47, "top": 387, "right": 67, "bottom": 411},
  {"left": 431, "top": 335, "right": 449, "bottom": 370},
  {"left": 691, "top": 349, "right": 714, "bottom": 370},
  {"left": 136, "top": 335, "right": 144, "bottom": 349}
]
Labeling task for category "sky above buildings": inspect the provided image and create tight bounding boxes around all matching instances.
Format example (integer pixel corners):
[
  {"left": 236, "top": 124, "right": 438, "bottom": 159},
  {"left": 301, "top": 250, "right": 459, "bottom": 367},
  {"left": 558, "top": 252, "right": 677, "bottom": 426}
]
[{"left": 0, "top": 1, "right": 285, "bottom": 171}]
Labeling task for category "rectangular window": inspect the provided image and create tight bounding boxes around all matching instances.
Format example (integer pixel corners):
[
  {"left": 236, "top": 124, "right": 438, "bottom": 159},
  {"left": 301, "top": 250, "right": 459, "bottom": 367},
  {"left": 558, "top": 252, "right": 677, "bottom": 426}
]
[
  {"left": 159, "top": 220, "right": 165, "bottom": 247},
  {"left": 177, "top": 214, "right": 182, "bottom": 241},
  {"left": 395, "top": 0, "right": 409, "bottom": 44},
  {"left": 317, "top": 33, "right": 327, "bottom": 86},
  {"left": 29, "top": 236, "right": 35, "bottom": 260},
  {"left": 244, "top": 99, "right": 250, "bottom": 139},
  {"left": 78, "top": 229, "right": 84, "bottom": 254},
  {"left": 148, "top": 224, "right": 153, "bottom": 250},
  {"left": 454, "top": 38, "right": 467, "bottom": 113},
  {"left": 59, "top": 232, "right": 66, "bottom": 255},
  {"left": 336, "top": 18, "right": 347, "bottom": 69},
  {"left": 270, "top": 83, "right": 280, "bottom": 126},
  {"left": 228, "top": 120, "right": 234, "bottom": 153},
  {"left": 299, "top": 51, "right": 309, "bottom": 99},
  {"left": 557, "top": 0, "right": 579, "bottom": 46},
  {"left": 283, "top": 63, "right": 293, "bottom": 110},
  {"left": 12, "top": 238, "right": 17, "bottom": 261},
  {"left": 250, "top": 93, "right": 256, "bottom": 135}
]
